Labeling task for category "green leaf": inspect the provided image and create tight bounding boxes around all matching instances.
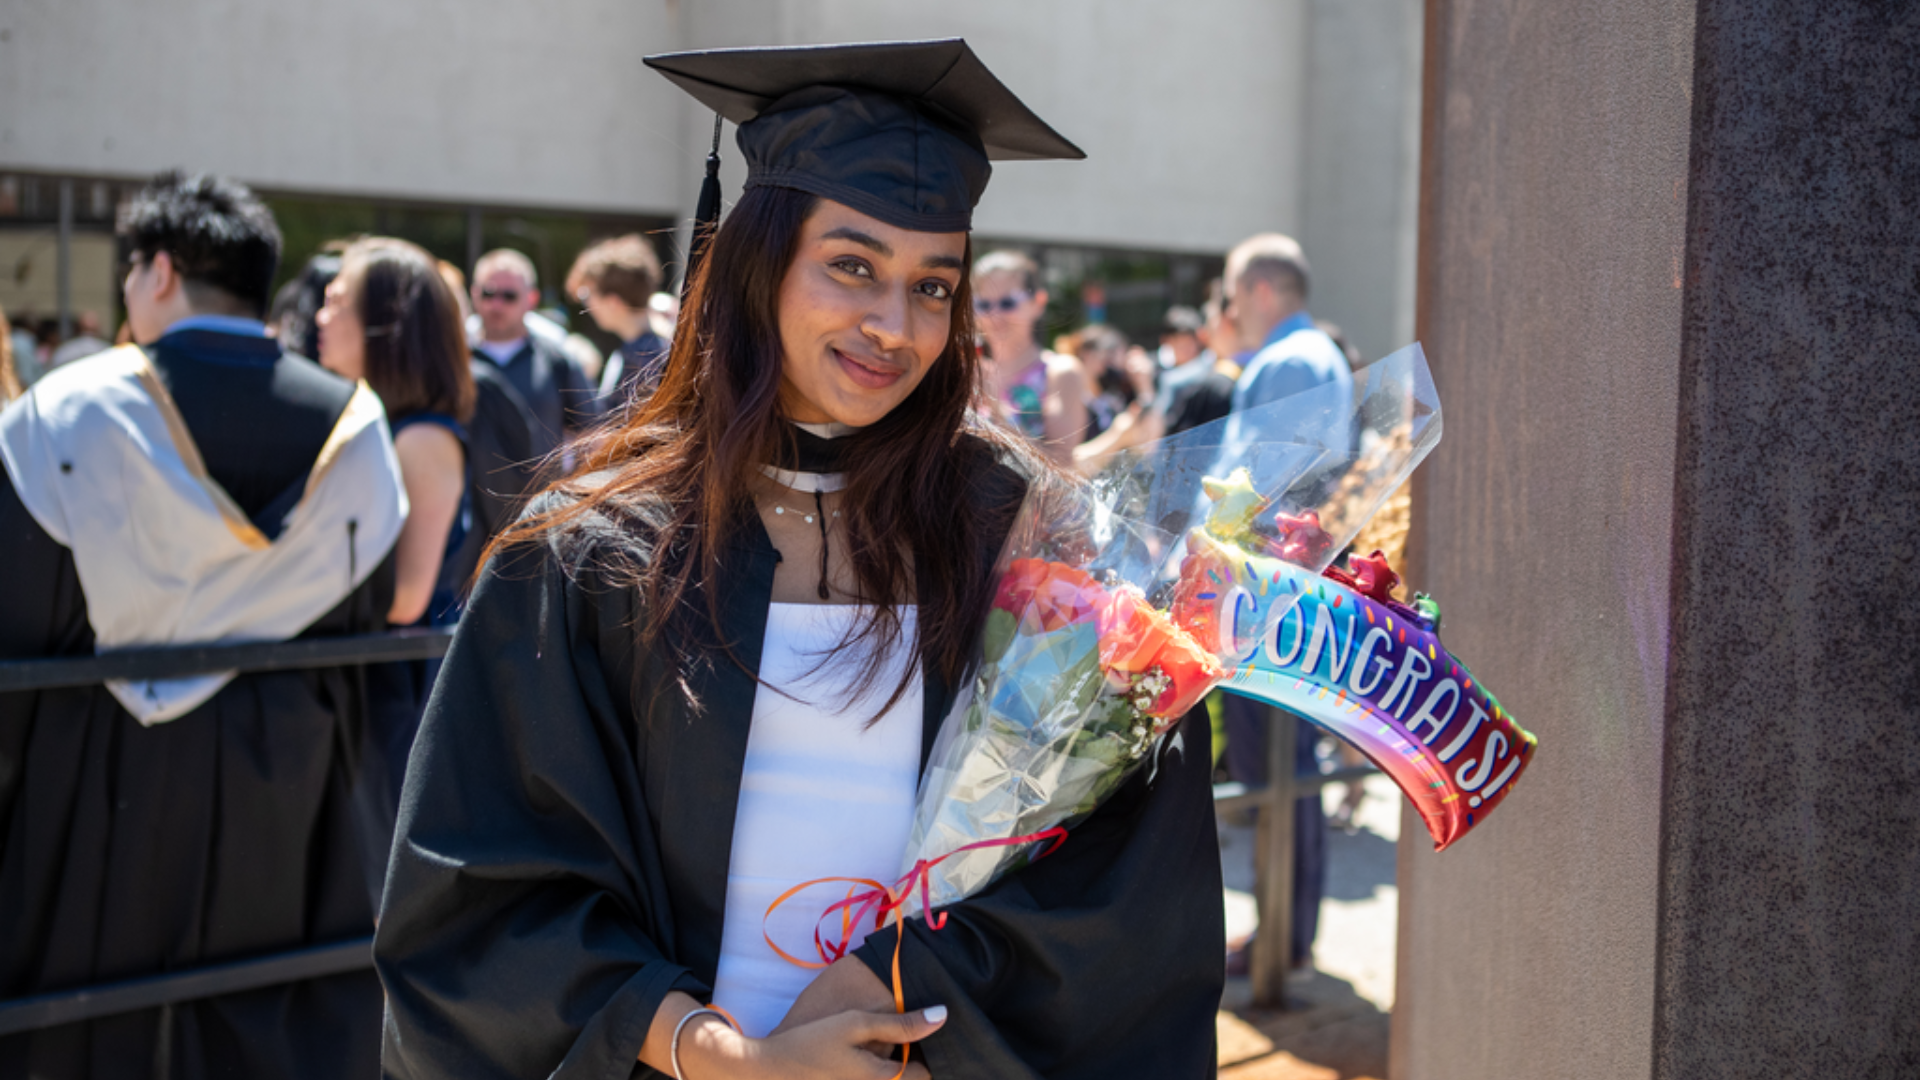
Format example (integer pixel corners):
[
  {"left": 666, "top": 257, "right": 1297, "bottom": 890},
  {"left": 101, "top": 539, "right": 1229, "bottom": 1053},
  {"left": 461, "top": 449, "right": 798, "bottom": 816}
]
[{"left": 982, "top": 608, "right": 1017, "bottom": 665}]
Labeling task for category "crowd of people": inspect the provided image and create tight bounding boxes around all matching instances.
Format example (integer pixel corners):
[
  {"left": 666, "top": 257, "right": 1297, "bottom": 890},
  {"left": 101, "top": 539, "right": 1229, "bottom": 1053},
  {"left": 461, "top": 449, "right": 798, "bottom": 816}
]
[{"left": 0, "top": 52, "right": 1367, "bottom": 1074}]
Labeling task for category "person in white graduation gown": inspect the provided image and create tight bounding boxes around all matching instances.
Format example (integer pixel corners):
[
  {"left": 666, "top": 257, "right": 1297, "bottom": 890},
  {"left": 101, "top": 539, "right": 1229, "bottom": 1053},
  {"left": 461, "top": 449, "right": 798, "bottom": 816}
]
[{"left": 0, "top": 172, "right": 407, "bottom": 1079}]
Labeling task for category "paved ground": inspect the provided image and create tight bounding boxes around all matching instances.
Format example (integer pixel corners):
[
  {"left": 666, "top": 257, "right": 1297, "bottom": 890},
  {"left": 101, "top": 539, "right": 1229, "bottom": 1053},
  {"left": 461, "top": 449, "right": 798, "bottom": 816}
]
[{"left": 1217, "top": 773, "right": 1401, "bottom": 1079}]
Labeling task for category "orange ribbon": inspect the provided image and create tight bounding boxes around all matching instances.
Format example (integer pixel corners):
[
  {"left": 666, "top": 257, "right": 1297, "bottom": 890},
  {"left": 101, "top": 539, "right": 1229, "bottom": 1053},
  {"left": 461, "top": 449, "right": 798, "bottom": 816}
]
[{"left": 761, "top": 827, "right": 1070, "bottom": 1077}]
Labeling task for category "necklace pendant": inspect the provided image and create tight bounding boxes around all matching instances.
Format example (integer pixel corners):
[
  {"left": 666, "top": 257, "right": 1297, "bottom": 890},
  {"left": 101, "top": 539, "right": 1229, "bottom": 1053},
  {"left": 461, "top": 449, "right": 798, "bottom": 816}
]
[
  {"left": 774, "top": 506, "right": 785, "bottom": 515},
  {"left": 803, "top": 514, "right": 815, "bottom": 524}
]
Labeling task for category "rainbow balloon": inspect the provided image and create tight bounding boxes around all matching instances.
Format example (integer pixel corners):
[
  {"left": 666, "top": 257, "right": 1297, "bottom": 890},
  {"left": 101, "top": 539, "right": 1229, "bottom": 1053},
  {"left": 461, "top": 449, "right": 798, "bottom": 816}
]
[{"left": 1170, "top": 474, "right": 1535, "bottom": 851}]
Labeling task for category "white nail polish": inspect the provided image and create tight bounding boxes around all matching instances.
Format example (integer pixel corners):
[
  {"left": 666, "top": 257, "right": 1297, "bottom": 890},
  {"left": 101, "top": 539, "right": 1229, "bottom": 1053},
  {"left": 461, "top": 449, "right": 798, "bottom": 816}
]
[{"left": 923, "top": 1005, "right": 948, "bottom": 1024}]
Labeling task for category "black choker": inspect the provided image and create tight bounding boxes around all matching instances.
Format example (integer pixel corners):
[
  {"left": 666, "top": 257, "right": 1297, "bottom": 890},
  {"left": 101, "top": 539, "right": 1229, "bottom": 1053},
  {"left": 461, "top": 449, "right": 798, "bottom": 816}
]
[
  {"left": 768, "top": 421, "right": 855, "bottom": 599},
  {"left": 773, "top": 420, "right": 855, "bottom": 474}
]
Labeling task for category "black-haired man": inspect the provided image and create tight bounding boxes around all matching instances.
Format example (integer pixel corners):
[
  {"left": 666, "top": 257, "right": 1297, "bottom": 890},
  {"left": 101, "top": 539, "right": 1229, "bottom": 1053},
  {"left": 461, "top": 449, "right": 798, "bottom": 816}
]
[{"left": 0, "top": 172, "right": 404, "bottom": 1076}]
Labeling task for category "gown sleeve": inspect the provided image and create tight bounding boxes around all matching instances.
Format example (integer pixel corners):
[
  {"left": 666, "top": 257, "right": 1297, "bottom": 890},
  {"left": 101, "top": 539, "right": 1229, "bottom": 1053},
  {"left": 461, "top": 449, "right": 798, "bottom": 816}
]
[
  {"left": 374, "top": 530, "right": 704, "bottom": 1080},
  {"left": 851, "top": 711, "right": 1226, "bottom": 1080},
  {"left": 0, "top": 476, "right": 78, "bottom": 860}
]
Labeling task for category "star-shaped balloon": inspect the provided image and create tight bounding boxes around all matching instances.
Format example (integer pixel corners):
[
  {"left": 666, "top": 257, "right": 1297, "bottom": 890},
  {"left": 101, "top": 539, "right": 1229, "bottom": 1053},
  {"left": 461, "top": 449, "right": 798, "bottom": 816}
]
[
  {"left": 1269, "top": 509, "right": 1334, "bottom": 566},
  {"left": 1200, "top": 468, "right": 1270, "bottom": 545},
  {"left": 1346, "top": 550, "right": 1400, "bottom": 602}
]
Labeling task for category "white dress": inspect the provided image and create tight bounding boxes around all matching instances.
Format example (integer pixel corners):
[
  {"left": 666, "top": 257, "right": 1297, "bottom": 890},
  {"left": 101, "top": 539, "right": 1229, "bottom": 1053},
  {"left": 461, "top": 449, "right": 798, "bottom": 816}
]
[{"left": 710, "top": 603, "right": 923, "bottom": 1037}]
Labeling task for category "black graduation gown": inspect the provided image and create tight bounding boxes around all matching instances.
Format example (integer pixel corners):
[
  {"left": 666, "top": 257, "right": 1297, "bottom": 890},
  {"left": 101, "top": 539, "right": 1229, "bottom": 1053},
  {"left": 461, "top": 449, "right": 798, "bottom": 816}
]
[
  {"left": 477, "top": 337, "right": 599, "bottom": 459},
  {"left": 376, "top": 458, "right": 1225, "bottom": 1080},
  {"left": 459, "top": 360, "right": 540, "bottom": 572},
  {"left": 0, "top": 332, "right": 396, "bottom": 1079}
]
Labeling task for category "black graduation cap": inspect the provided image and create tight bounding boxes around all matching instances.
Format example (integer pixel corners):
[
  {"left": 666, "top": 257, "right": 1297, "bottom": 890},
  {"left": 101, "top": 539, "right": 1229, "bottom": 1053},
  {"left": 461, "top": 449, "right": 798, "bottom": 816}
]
[{"left": 645, "top": 38, "right": 1084, "bottom": 249}]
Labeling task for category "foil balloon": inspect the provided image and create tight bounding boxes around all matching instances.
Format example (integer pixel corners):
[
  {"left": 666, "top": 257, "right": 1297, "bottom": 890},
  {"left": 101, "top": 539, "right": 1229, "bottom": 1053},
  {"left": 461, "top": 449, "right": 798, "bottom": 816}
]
[{"left": 1170, "top": 470, "right": 1536, "bottom": 851}]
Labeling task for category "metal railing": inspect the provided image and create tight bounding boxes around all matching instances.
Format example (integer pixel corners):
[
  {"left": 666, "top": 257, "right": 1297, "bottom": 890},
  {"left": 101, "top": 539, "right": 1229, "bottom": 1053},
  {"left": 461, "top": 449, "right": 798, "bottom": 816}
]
[
  {"left": 1214, "top": 706, "right": 1377, "bottom": 1008},
  {"left": 0, "top": 630, "right": 1348, "bottom": 1033},
  {"left": 0, "top": 628, "right": 453, "bottom": 1037}
]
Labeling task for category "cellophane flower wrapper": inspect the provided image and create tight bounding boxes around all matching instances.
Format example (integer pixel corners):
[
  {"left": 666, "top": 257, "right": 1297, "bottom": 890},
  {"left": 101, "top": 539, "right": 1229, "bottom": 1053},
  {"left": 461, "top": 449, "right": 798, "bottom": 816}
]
[{"left": 902, "top": 345, "right": 1442, "bottom": 915}]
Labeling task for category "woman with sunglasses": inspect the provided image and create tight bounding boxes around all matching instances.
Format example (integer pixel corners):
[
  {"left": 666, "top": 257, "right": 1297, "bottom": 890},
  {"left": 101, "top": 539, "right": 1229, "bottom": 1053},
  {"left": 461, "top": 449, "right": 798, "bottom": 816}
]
[
  {"left": 972, "top": 249, "right": 1091, "bottom": 465},
  {"left": 375, "top": 40, "right": 1224, "bottom": 1080}
]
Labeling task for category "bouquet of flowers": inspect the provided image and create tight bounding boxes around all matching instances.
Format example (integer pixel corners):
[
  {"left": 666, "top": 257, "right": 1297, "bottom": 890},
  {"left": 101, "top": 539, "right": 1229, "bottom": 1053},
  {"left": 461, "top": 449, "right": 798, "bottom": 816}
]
[{"left": 897, "top": 344, "right": 1443, "bottom": 914}]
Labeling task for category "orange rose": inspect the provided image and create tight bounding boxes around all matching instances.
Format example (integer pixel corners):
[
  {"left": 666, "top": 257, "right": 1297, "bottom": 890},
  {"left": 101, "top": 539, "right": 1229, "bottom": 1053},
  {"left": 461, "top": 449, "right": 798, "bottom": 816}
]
[
  {"left": 994, "top": 558, "right": 1107, "bottom": 632},
  {"left": 1097, "top": 587, "right": 1226, "bottom": 719}
]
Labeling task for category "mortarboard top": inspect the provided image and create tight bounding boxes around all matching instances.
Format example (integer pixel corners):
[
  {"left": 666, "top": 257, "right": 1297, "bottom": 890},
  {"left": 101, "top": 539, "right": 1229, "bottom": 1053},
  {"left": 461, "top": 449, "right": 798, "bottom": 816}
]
[{"left": 645, "top": 39, "right": 1084, "bottom": 235}]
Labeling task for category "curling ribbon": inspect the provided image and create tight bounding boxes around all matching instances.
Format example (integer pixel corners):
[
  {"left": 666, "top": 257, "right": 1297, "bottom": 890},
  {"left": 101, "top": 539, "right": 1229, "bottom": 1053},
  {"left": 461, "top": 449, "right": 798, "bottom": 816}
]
[{"left": 761, "top": 827, "right": 1069, "bottom": 1079}]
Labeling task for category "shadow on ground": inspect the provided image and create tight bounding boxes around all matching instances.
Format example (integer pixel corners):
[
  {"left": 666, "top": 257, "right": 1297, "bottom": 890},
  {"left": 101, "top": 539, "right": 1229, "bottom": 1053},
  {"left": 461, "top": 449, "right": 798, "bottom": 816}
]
[
  {"left": 1323, "top": 822, "right": 1395, "bottom": 903},
  {"left": 1217, "top": 968, "right": 1389, "bottom": 1080}
]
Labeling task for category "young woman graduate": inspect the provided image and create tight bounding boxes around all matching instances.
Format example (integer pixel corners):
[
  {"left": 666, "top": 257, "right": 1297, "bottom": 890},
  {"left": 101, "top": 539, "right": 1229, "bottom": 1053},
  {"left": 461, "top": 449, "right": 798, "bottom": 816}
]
[{"left": 374, "top": 39, "right": 1226, "bottom": 1080}]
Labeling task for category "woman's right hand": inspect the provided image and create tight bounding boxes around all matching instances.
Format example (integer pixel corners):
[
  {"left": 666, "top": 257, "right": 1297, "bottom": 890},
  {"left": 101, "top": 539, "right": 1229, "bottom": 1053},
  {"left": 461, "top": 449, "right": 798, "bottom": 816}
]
[{"left": 680, "top": 1006, "right": 946, "bottom": 1080}]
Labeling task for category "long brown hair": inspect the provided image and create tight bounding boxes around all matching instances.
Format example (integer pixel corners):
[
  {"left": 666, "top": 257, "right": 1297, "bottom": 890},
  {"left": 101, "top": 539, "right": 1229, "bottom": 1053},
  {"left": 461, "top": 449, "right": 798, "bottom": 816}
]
[
  {"left": 495, "top": 185, "right": 1034, "bottom": 708},
  {"left": 344, "top": 237, "right": 475, "bottom": 422}
]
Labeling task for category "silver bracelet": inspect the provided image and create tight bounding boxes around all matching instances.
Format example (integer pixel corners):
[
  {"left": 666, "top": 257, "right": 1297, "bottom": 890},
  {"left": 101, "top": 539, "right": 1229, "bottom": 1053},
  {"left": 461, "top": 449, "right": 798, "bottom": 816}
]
[{"left": 670, "top": 1006, "right": 736, "bottom": 1080}]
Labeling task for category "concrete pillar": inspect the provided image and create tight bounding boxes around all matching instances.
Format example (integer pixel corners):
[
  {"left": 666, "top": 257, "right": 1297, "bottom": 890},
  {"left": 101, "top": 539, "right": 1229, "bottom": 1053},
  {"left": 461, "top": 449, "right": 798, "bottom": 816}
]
[
  {"left": 1651, "top": 3, "right": 1920, "bottom": 1075},
  {"left": 1394, "top": 1, "right": 1919, "bottom": 1077}
]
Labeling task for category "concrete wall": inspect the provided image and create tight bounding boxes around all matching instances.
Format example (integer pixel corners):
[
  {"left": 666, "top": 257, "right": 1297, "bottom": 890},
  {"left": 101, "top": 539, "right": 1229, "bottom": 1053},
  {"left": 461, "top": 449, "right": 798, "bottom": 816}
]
[
  {"left": 0, "top": 0, "right": 688, "bottom": 214},
  {"left": 1392, "top": 0, "right": 1695, "bottom": 1077},
  {"left": 719, "top": 0, "right": 1423, "bottom": 355},
  {"left": 1300, "top": 0, "right": 1424, "bottom": 365},
  {"left": 676, "top": 0, "right": 1311, "bottom": 255},
  {"left": 2, "top": 0, "right": 1423, "bottom": 352}
]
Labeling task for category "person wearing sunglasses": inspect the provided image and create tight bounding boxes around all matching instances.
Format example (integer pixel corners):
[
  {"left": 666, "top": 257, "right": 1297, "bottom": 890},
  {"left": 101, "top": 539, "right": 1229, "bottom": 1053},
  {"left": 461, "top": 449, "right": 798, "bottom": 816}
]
[
  {"left": 972, "top": 249, "right": 1089, "bottom": 465},
  {"left": 470, "top": 248, "right": 601, "bottom": 462}
]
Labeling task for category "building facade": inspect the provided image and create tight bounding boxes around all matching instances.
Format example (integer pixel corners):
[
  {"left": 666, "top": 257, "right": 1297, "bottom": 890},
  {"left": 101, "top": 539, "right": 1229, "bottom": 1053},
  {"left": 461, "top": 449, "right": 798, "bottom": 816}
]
[{"left": 2, "top": 0, "right": 1420, "bottom": 362}]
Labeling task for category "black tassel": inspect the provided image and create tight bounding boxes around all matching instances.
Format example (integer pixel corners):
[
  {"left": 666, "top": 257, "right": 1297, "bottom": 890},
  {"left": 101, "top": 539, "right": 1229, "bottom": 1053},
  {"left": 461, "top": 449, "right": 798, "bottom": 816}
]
[
  {"left": 683, "top": 113, "right": 725, "bottom": 301},
  {"left": 813, "top": 487, "right": 830, "bottom": 600}
]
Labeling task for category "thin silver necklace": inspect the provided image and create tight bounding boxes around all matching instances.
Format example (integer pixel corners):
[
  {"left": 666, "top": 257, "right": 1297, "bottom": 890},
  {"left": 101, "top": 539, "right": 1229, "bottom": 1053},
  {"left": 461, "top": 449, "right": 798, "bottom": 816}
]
[{"left": 759, "top": 465, "right": 847, "bottom": 600}]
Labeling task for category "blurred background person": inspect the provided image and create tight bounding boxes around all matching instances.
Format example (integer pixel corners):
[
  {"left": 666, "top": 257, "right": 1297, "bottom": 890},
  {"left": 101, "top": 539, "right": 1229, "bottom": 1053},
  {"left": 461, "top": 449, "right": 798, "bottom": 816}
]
[
  {"left": 1159, "top": 295, "right": 1241, "bottom": 436},
  {"left": 1223, "top": 232, "right": 1350, "bottom": 426},
  {"left": 972, "top": 249, "right": 1087, "bottom": 465},
  {"left": 1073, "top": 300, "right": 1239, "bottom": 474},
  {"left": 7, "top": 311, "right": 39, "bottom": 389},
  {"left": 0, "top": 171, "right": 404, "bottom": 1077},
  {"left": 437, "top": 258, "right": 538, "bottom": 591},
  {"left": 561, "top": 327, "right": 606, "bottom": 391},
  {"left": 28, "top": 321, "right": 59, "bottom": 380},
  {"left": 1074, "top": 322, "right": 1149, "bottom": 437},
  {"left": 1216, "top": 232, "right": 1350, "bottom": 981},
  {"left": 1158, "top": 303, "right": 1204, "bottom": 369},
  {"left": 318, "top": 237, "right": 474, "bottom": 630},
  {"left": 566, "top": 233, "right": 669, "bottom": 412},
  {"left": 48, "top": 310, "right": 110, "bottom": 368},
  {"left": 1201, "top": 279, "right": 1243, "bottom": 364},
  {"left": 468, "top": 247, "right": 599, "bottom": 459},
  {"left": 647, "top": 289, "right": 680, "bottom": 339},
  {"left": 316, "top": 236, "right": 475, "bottom": 887},
  {"left": 267, "top": 251, "right": 342, "bottom": 359},
  {"left": 0, "top": 304, "right": 21, "bottom": 402}
]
